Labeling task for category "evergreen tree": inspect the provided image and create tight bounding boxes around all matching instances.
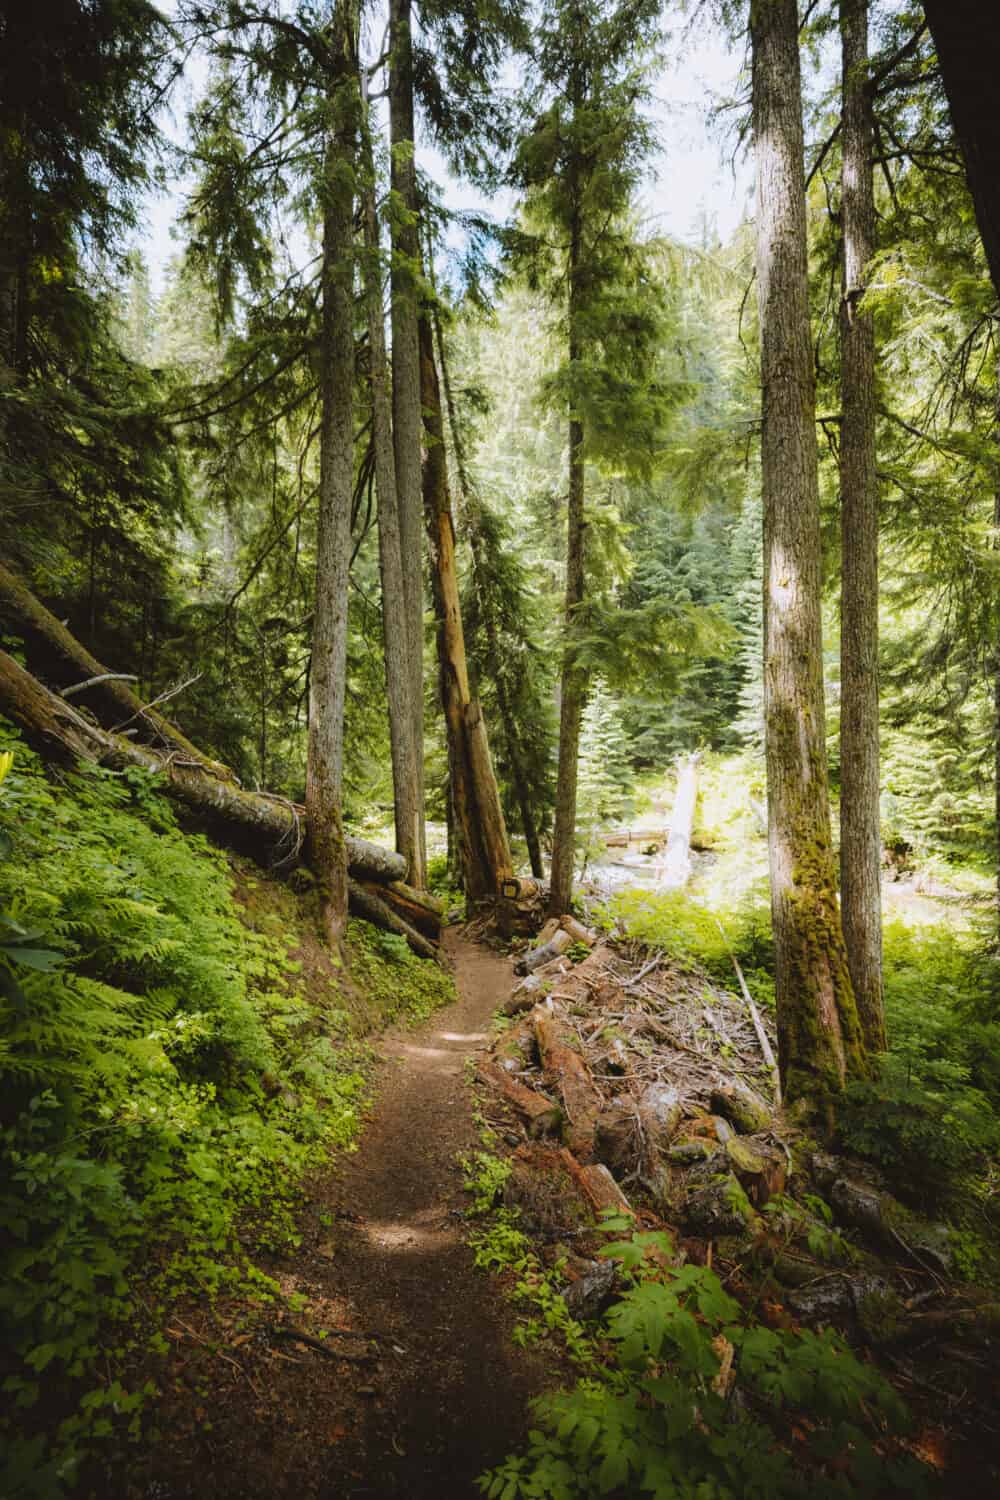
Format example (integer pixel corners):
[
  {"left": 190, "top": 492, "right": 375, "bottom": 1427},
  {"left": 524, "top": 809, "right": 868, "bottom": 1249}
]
[
  {"left": 751, "top": 0, "right": 865, "bottom": 1112},
  {"left": 839, "top": 0, "right": 885, "bottom": 1052},
  {"left": 509, "top": 0, "right": 673, "bottom": 916}
]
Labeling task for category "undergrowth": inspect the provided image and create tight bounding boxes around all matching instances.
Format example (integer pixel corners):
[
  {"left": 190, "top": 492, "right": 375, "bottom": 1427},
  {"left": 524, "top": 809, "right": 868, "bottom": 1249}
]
[
  {"left": 0, "top": 727, "right": 452, "bottom": 1497},
  {"left": 477, "top": 1216, "right": 932, "bottom": 1500}
]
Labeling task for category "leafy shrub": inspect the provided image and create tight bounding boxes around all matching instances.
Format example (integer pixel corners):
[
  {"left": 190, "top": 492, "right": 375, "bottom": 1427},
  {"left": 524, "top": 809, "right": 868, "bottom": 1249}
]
[
  {"left": 480, "top": 1222, "right": 930, "bottom": 1500},
  {"left": 0, "top": 727, "right": 450, "bottom": 1493},
  {"left": 836, "top": 919, "right": 1000, "bottom": 1212}
]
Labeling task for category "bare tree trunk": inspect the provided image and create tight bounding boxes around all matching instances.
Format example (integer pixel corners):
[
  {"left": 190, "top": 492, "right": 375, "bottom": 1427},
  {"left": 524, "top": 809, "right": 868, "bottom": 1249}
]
[
  {"left": 388, "top": 0, "right": 426, "bottom": 876},
  {"left": 839, "top": 0, "right": 886, "bottom": 1054},
  {"left": 751, "top": 0, "right": 865, "bottom": 1112},
  {"left": 431, "top": 310, "right": 546, "bottom": 878},
  {"left": 922, "top": 1, "right": 1000, "bottom": 302},
  {"left": 419, "top": 317, "right": 513, "bottom": 902},
  {"left": 548, "top": 194, "right": 587, "bottom": 916},
  {"left": 659, "top": 752, "right": 700, "bottom": 890},
  {"left": 359, "top": 75, "right": 423, "bottom": 886},
  {"left": 307, "top": 18, "right": 356, "bottom": 949}
]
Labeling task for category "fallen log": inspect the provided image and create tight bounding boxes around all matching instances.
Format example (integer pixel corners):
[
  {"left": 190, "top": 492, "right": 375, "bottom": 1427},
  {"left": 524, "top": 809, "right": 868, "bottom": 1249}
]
[
  {"left": 0, "top": 649, "right": 408, "bottom": 886},
  {"left": 603, "top": 828, "right": 668, "bottom": 848},
  {"left": 558, "top": 1150, "right": 634, "bottom": 1219},
  {"left": 534, "top": 1012, "right": 603, "bottom": 1161},
  {"left": 558, "top": 914, "right": 597, "bottom": 947},
  {"left": 364, "top": 879, "right": 443, "bottom": 939},
  {"left": 347, "top": 880, "right": 439, "bottom": 960},
  {"left": 0, "top": 561, "right": 231, "bottom": 774},
  {"left": 477, "top": 1058, "right": 560, "bottom": 1138},
  {"left": 515, "top": 928, "right": 572, "bottom": 976}
]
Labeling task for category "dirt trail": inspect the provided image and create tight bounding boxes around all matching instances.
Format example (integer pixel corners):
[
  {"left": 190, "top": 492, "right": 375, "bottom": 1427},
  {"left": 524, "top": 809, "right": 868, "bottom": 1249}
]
[
  {"left": 125, "top": 932, "right": 549, "bottom": 1500},
  {"left": 319, "top": 930, "right": 549, "bottom": 1497}
]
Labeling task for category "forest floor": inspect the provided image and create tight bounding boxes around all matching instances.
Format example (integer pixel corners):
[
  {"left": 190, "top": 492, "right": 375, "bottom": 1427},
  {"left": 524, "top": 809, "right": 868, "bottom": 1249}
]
[{"left": 113, "top": 930, "right": 555, "bottom": 1500}]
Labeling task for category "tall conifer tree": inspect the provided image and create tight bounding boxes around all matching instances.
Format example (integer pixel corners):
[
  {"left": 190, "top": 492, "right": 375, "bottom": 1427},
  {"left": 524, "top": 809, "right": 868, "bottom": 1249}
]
[
  {"left": 839, "top": 0, "right": 885, "bottom": 1051},
  {"left": 510, "top": 0, "right": 668, "bottom": 916},
  {"left": 751, "top": 0, "right": 865, "bottom": 1109}
]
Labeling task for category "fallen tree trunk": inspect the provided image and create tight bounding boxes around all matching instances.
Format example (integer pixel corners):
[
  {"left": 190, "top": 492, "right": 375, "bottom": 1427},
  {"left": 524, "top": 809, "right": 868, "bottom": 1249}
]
[
  {"left": 477, "top": 1058, "right": 561, "bottom": 1138},
  {"left": 534, "top": 1011, "right": 602, "bottom": 1161},
  {"left": 361, "top": 879, "right": 443, "bottom": 940},
  {"left": 0, "top": 561, "right": 230, "bottom": 773},
  {"left": 347, "top": 880, "right": 439, "bottom": 960},
  {"left": 558, "top": 1150, "right": 633, "bottom": 1219},
  {"left": 0, "top": 648, "right": 410, "bottom": 889},
  {"left": 604, "top": 827, "right": 668, "bottom": 848}
]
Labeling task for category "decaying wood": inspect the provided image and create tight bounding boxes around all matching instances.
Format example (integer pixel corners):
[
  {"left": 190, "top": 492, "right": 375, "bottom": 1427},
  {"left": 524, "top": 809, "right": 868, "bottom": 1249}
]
[
  {"left": 0, "top": 651, "right": 435, "bottom": 957},
  {"left": 367, "top": 879, "right": 444, "bottom": 939},
  {"left": 558, "top": 1149, "right": 634, "bottom": 1218},
  {"left": 515, "top": 929, "right": 572, "bottom": 976},
  {"left": 559, "top": 914, "right": 597, "bottom": 947},
  {"left": 535, "top": 1012, "right": 603, "bottom": 1161},
  {"left": 477, "top": 1058, "right": 561, "bottom": 1138},
  {"left": 346, "top": 880, "right": 439, "bottom": 960},
  {"left": 0, "top": 562, "right": 230, "bottom": 774}
]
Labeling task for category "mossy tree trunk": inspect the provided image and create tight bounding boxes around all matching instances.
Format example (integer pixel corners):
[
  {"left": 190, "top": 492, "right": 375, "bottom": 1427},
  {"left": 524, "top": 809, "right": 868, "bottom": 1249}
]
[
  {"left": 751, "top": 0, "right": 866, "bottom": 1111},
  {"left": 388, "top": 0, "right": 427, "bottom": 885},
  {"left": 839, "top": 0, "right": 886, "bottom": 1053},
  {"left": 359, "top": 72, "right": 422, "bottom": 887},
  {"left": 307, "top": 12, "right": 356, "bottom": 950}
]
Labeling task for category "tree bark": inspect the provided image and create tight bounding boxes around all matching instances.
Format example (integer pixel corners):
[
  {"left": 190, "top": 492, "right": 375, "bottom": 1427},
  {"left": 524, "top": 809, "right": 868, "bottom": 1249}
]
[
  {"left": 419, "top": 316, "right": 513, "bottom": 902},
  {"left": 432, "top": 311, "right": 546, "bottom": 878},
  {"left": 751, "top": 0, "right": 865, "bottom": 1112},
  {"left": 0, "top": 560, "right": 230, "bottom": 774},
  {"left": 388, "top": 0, "right": 426, "bottom": 873},
  {"left": 922, "top": 1, "right": 1000, "bottom": 303},
  {"left": 548, "top": 194, "right": 587, "bottom": 916},
  {"left": 659, "top": 752, "right": 700, "bottom": 890},
  {"left": 839, "top": 0, "right": 886, "bottom": 1054},
  {"left": 307, "top": 17, "right": 357, "bottom": 949},
  {"left": 359, "top": 75, "right": 423, "bottom": 887}
]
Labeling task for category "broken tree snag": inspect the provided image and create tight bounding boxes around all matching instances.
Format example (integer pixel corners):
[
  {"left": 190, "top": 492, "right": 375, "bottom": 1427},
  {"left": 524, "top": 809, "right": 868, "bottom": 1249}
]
[
  {"left": 558, "top": 1149, "right": 634, "bottom": 1219},
  {"left": 659, "top": 752, "right": 701, "bottom": 890},
  {"left": 0, "top": 650, "right": 408, "bottom": 885},
  {"left": 420, "top": 315, "right": 513, "bottom": 904},
  {"left": 0, "top": 562, "right": 230, "bottom": 775},
  {"left": 346, "top": 880, "right": 439, "bottom": 961},
  {"left": 534, "top": 1012, "right": 602, "bottom": 1161},
  {"left": 477, "top": 1058, "right": 561, "bottom": 1138}
]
